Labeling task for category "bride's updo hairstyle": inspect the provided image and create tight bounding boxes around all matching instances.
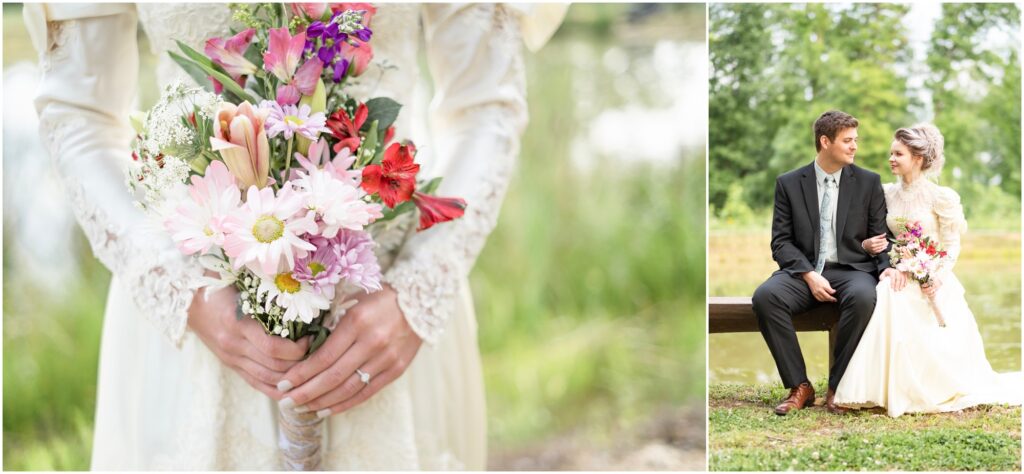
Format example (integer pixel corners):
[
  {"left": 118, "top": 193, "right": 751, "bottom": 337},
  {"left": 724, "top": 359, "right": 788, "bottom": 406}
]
[{"left": 893, "top": 123, "right": 945, "bottom": 178}]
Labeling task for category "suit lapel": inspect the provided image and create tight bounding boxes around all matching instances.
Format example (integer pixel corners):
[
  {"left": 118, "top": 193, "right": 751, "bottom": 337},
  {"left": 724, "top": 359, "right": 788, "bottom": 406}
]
[
  {"left": 835, "top": 165, "right": 855, "bottom": 242},
  {"left": 800, "top": 163, "right": 819, "bottom": 252}
]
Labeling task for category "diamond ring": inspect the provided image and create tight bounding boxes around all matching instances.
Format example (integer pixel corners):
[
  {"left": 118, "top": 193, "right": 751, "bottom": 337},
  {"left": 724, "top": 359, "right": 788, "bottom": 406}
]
[{"left": 356, "top": 369, "right": 371, "bottom": 385}]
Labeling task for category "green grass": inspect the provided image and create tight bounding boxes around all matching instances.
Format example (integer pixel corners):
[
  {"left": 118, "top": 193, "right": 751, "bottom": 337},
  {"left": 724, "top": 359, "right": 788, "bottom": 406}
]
[{"left": 709, "top": 382, "right": 1022, "bottom": 471}]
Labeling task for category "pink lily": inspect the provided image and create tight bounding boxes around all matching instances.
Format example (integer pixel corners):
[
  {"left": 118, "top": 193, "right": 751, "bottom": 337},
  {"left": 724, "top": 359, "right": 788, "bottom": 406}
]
[
  {"left": 210, "top": 101, "right": 271, "bottom": 190},
  {"left": 291, "top": 3, "right": 328, "bottom": 20},
  {"left": 339, "top": 42, "right": 372, "bottom": 77},
  {"left": 205, "top": 28, "right": 258, "bottom": 79},
  {"left": 264, "top": 28, "right": 323, "bottom": 105},
  {"left": 276, "top": 59, "right": 324, "bottom": 106}
]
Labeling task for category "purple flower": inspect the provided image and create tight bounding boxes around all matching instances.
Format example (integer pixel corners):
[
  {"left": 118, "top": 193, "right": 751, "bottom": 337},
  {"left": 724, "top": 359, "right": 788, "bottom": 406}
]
[
  {"left": 317, "top": 45, "right": 336, "bottom": 64},
  {"left": 333, "top": 229, "right": 382, "bottom": 293},
  {"left": 332, "top": 59, "right": 350, "bottom": 83},
  {"left": 293, "top": 236, "right": 344, "bottom": 294},
  {"left": 307, "top": 21, "right": 326, "bottom": 38},
  {"left": 354, "top": 28, "right": 372, "bottom": 42},
  {"left": 292, "top": 230, "right": 382, "bottom": 295}
]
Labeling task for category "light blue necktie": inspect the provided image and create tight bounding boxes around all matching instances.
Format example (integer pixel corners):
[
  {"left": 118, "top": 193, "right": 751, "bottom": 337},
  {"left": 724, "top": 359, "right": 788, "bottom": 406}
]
[{"left": 814, "top": 176, "right": 836, "bottom": 273}]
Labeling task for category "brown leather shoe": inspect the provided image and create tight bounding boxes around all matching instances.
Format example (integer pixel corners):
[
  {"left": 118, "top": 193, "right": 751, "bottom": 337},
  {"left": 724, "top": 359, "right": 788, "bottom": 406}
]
[
  {"left": 825, "top": 389, "right": 849, "bottom": 414},
  {"left": 774, "top": 382, "right": 815, "bottom": 416}
]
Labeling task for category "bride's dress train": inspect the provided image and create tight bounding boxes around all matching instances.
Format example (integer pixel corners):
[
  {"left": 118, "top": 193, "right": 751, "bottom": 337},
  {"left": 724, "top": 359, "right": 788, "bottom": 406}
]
[
  {"left": 835, "top": 179, "right": 1023, "bottom": 417},
  {"left": 26, "top": 3, "right": 562, "bottom": 469}
]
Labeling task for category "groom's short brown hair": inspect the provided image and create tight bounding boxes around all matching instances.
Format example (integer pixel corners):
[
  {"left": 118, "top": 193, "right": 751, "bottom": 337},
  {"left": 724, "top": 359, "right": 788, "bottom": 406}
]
[{"left": 814, "top": 110, "right": 859, "bottom": 152}]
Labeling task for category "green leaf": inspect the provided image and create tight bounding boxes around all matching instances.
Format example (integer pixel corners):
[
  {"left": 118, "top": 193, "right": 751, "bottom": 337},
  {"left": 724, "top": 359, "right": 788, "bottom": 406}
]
[
  {"left": 357, "top": 120, "right": 379, "bottom": 168},
  {"left": 168, "top": 51, "right": 219, "bottom": 93},
  {"left": 377, "top": 200, "right": 417, "bottom": 222},
  {"left": 419, "top": 177, "right": 443, "bottom": 194},
  {"left": 362, "top": 97, "right": 402, "bottom": 133},
  {"left": 172, "top": 42, "right": 258, "bottom": 104}
]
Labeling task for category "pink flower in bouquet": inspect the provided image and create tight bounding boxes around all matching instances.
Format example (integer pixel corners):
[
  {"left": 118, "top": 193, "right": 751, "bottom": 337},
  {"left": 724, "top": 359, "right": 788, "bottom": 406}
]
[
  {"left": 294, "top": 167, "right": 382, "bottom": 238},
  {"left": 339, "top": 41, "right": 372, "bottom": 77},
  {"left": 361, "top": 142, "right": 420, "bottom": 208},
  {"left": 291, "top": 3, "right": 328, "bottom": 20},
  {"left": 282, "top": 231, "right": 382, "bottom": 317},
  {"left": 165, "top": 161, "right": 242, "bottom": 255},
  {"left": 264, "top": 28, "right": 323, "bottom": 105},
  {"left": 205, "top": 28, "right": 258, "bottom": 90},
  {"left": 413, "top": 192, "right": 467, "bottom": 231},
  {"left": 211, "top": 102, "right": 271, "bottom": 190},
  {"left": 331, "top": 229, "right": 382, "bottom": 293},
  {"left": 294, "top": 138, "right": 361, "bottom": 183},
  {"left": 223, "top": 186, "right": 318, "bottom": 275},
  {"left": 293, "top": 235, "right": 346, "bottom": 295},
  {"left": 257, "top": 270, "right": 332, "bottom": 324},
  {"left": 261, "top": 101, "right": 329, "bottom": 140}
]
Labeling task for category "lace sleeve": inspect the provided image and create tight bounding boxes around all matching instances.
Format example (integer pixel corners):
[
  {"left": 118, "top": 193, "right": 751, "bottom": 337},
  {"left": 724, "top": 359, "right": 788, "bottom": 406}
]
[
  {"left": 28, "top": 4, "right": 202, "bottom": 348},
  {"left": 382, "top": 4, "right": 531, "bottom": 345},
  {"left": 934, "top": 185, "right": 968, "bottom": 270}
]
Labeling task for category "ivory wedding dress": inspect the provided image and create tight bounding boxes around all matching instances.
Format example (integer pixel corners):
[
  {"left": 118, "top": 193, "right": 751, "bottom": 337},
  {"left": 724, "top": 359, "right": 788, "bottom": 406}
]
[
  {"left": 26, "top": 3, "right": 562, "bottom": 469},
  {"left": 834, "top": 178, "right": 1023, "bottom": 417}
]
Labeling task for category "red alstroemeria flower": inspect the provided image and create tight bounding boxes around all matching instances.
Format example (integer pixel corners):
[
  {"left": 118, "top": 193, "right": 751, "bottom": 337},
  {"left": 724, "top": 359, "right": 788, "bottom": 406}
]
[
  {"left": 413, "top": 192, "right": 466, "bottom": 231},
  {"left": 361, "top": 143, "right": 419, "bottom": 208},
  {"left": 327, "top": 103, "right": 368, "bottom": 153}
]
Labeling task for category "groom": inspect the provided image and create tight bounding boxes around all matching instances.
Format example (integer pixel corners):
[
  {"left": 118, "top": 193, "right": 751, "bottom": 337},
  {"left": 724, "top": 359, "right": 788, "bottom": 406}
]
[{"left": 751, "top": 110, "right": 901, "bottom": 415}]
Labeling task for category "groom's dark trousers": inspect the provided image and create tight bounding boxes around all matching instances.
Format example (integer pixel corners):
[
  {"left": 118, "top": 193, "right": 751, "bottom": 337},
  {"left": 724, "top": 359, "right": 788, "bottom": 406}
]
[{"left": 752, "top": 163, "right": 891, "bottom": 391}]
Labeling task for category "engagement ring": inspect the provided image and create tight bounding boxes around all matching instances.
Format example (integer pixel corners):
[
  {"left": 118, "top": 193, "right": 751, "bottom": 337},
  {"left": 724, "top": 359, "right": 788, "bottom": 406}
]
[{"left": 356, "top": 369, "right": 371, "bottom": 385}]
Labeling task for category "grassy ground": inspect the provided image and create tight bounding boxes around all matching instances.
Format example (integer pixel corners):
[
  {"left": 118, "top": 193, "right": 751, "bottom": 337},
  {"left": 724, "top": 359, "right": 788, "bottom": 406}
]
[{"left": 709, "top": 382, "right": 1022, "bottom": 471}]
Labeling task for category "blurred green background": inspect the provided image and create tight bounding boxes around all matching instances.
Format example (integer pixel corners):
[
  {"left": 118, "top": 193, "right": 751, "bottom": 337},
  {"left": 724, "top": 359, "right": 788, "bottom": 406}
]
[
  {"left": 2, "top": 3, "right": 707, "bottom": 470},
  {"left": 709, "top": 3, "right": 1021, "bottom": 384}
]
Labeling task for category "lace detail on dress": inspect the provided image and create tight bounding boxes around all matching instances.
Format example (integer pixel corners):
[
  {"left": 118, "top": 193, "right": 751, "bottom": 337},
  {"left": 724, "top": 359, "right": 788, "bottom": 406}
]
[
  {"left": 136, "top": 4, "right": 235, "bottom": 88},
  {"left": 39, "top": 111, "right": 201, "bottom": 347}
]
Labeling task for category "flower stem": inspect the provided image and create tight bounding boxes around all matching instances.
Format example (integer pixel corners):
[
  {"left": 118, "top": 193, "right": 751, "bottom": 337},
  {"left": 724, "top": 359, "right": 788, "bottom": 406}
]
[{"left": 283, "top": 137, "right": 295, "bottom": 183}]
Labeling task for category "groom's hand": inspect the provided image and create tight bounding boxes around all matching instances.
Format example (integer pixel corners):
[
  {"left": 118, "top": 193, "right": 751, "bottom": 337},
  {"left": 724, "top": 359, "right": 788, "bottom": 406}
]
[
  {"left": 802, "top": 271, "right": 837, "bottom": 302},
  {"left": 880, "top": 268, "right": 907, "bottom": 291},
  {"left": 862, "top": 234, "right": 888, "bottom": 256}
]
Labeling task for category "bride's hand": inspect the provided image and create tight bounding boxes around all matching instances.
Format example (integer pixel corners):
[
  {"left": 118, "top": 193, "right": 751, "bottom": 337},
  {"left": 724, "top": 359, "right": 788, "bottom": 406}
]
[
  {"left": 921, "top": 279, "right": 942, "bottom": 297},
  {"left": 862, "top": 233, "right": 887, "bottom": 256},
  {"left": 188, "top": 285, "right": 310, "bottom": 401},
  {"left": 880, "top": 268, "right": 907, "bottom": 291},
  {"left": 276, "top": 284, "right": 423, "bottom": 418}
]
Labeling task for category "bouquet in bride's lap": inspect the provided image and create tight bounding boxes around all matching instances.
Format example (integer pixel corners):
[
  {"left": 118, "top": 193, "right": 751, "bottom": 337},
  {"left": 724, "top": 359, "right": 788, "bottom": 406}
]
[
  {"left": 888, "top": 218, "right": 950, "bottom": 327},
  {"left": 124, "top": 4, "right": 466, "bottom": 469}
]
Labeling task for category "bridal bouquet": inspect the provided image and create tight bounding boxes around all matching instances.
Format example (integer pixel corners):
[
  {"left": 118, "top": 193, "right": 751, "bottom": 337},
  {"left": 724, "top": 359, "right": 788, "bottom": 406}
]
[
  {"left": 125, "top": 3, "right": 466, "bottom": 470},
  {"left": 889, "top": 218, "right": 949, "bottom": 327}
]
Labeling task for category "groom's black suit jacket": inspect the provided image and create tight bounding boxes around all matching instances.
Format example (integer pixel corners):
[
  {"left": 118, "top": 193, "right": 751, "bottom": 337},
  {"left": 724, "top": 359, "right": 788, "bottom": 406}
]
[{"left": 770, "top": 162, "right": 891, "bottom": 276}]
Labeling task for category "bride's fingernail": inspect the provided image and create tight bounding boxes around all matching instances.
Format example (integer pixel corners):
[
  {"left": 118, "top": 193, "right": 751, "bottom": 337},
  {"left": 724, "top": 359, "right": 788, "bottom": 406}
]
[
  {"left": 279, "top": 397, "right": 295, "bottom": 410},
  {"left": 277, "top": 380, "right": 293, "bottom": 392},
  {"left": 317, "top": 408, "right": 332, "bottom": 419},
  {"left": 295, "top": 405, "right": 311, "bottom": 413}
]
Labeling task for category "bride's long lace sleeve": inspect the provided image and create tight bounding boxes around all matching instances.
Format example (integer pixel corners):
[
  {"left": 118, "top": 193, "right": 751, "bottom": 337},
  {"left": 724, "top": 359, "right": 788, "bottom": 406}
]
[
  {"left": 27, "top": 4, "right": 202, "bottom": 347},
  {"left": 934, "top": 185, "right": 968, "bottom": 272},
  {"left": 382, "top": 4, "right": 530, "bottom": 345}
]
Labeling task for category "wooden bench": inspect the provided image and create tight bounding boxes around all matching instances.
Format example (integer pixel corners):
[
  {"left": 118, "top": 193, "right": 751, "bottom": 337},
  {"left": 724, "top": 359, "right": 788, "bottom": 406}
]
[{"left": 708, "top": 296, "right": 840, "bottom": 367}]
